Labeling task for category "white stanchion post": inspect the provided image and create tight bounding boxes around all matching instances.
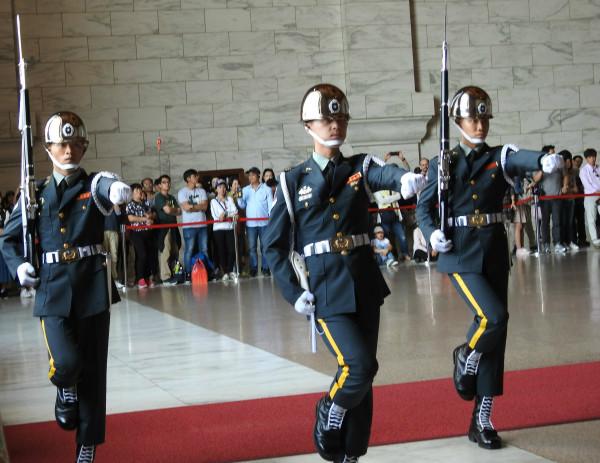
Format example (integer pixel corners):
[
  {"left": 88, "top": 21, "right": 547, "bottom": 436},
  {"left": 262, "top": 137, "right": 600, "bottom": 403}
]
[
  {"left": 120, "top": 224, "right": 128, "bottom": 293},
  {"left": 233, "top": 217, "right": 240, "bottom": 281}
]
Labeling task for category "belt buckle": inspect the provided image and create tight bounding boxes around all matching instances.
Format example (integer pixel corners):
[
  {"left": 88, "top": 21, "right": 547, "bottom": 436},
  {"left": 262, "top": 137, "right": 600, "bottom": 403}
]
[
  {"left": 468, "top": 214, "right": 486, "bottom": 227},
  {"left": 331, "top": 235, "right": 353, "bottom": 254},
  {"left": 60, "top": 248, "right": 78, "bottom": 262}
]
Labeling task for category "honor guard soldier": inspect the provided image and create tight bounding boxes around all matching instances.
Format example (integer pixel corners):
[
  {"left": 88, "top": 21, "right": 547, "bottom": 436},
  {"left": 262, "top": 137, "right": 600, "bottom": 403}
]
[
  {"left": 416, "top": 86, "right": 564, "bottom": 449},
  {"left": 0, "top": 111, "right": 132, "bottom": 463},
  {"left": 264, "top": 84, "right": 423, "bottom": 463}
]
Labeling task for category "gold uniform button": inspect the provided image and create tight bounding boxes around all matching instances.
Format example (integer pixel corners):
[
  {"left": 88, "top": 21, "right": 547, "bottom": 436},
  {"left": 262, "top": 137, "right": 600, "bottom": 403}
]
[
  {"left": 332, "top": 213, "right": 340, "bottom": 220},
  {"left": 341, "top": 250, "right": 348, "bottom": 256},
  {"left": 354, "top": 186, "right": 359, "bottom": 191},
  {"left": 304, "top": 202, "right": 309, "bottom": 208},
  {"left": 491, "top": 173, "right": 496, "bottom": 179},
  {"left": 63, "top": 243, "right": 70, "bottom": 249},
  {"left": 470, "top": 180, "right": 476, "bottom": 185},
  {"left": 472, "top": 193, "right": 478, "bottom": 200},
  {"left": 58, "top": 212, "right": 65, "bottom": 219},
  {"left": 336, "top": 231, "right": 343, "bottom": 237},
  {"left": 329, "top": 197, "right": 336, "bottom": 204},
  {"left": 60, "top": 227, "right": 66, "bottom": 234},
  {"left": 474, "top": 209, "right": 480, "bottom": 214},
  {"left": 82, "top": 205, "right": 87, "bottom": 210}
]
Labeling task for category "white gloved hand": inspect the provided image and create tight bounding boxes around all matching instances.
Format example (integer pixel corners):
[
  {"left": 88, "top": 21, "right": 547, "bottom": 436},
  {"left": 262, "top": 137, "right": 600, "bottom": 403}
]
[
  {"left": 17, "top": 262, "right": 40, "bottom": 288},
  {"left": 541, "top": 153, "right": 564, "bottom": 174},
  {"left": 430, "top": 229, "right": 453, "bottom": 253},
  {"left": 294, "top": 290, "right": 315, "bottom": 315},
  {"left": 400, "top": 172, "right": 427, "bottom": 199},
  {"left": 109, "top": 181, "right": 132, "bottom": 205}
]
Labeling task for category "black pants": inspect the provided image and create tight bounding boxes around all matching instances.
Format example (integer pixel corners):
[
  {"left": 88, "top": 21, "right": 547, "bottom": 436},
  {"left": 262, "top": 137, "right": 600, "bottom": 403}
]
[
  {"left": 541, "top": 199, "right": 562, "bottom": 245},
  {"left": 213, "top": 229, "right": 235, "bottom": 273},
  {"left": 317, "top": 305, "right": 380, "bottom": 457},
  {"left": 41, "top": 310, "right": 110, "bottom": 445},
  {"left": 573, "top": 198, "right": 587, "bottom": 244},
  {"left": 450, "top": 264, "right": 509, "bottom": 397},
  {"left": 130, "top": 230, "right": 156, "bottom": 280}
]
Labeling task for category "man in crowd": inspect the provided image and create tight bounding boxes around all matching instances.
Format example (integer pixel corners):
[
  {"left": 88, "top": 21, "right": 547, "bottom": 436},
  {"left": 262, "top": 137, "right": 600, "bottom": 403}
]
[
  {"left": 0, "top": 111, "right": 131, "bottom": 463},
  {"left": 419, "top": 158, "right": 430, "bottom": 176},
  {"left": 238, "top": 166, "right": 273, "bottom": 277},
  {"left": 579, "top": 148, "right": 600, "bottom": 248},
  {"left": 177, "top": 169, "right": 208, "bottom": 279},
  {"left": 539, "top": 145, "right": 565, "bottom": 253},
  {"left": 154, "top": 174, "right": 182, "bottom": 284}
]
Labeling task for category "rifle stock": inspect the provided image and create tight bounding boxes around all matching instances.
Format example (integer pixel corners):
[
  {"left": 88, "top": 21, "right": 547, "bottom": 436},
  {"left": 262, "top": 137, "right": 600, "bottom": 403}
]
[
  {"left": 16, "top": 15, "right": 38, "bottom": 266},
  {"left": 438, "top": 5, "right": 450, "bottom": 234}
]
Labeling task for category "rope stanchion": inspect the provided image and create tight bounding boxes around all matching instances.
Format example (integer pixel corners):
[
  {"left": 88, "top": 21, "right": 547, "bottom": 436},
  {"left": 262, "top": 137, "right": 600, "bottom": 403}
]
[
  {"left": 120, "top": 224, "right": 128, "bottom": 293},
  {"left": 233, "top": 216, "right": 240, "bottom": 280}
]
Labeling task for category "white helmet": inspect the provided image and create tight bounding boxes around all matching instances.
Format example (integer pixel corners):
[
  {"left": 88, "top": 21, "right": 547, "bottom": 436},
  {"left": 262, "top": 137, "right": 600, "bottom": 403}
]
[
  {"left": 300, "top": 83, "right": 350, "bottom": 122},
  {"left": 450, "top": 86, "right": 493, "bottom": 120},
  {"left": 44, "top": 111, "right": 89, "bottom": 150}
]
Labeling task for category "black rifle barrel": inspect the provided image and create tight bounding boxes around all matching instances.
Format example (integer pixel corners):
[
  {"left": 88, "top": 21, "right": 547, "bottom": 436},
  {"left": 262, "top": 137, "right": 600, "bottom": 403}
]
[{"left": 438, "top": 9, "right": 450, "bottom": 234}]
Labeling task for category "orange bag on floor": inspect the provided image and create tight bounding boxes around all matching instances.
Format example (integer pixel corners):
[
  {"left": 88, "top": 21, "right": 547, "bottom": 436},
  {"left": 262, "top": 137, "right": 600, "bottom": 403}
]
[{"left": 191, "top": 258, "right": 208, "bottom": 285}]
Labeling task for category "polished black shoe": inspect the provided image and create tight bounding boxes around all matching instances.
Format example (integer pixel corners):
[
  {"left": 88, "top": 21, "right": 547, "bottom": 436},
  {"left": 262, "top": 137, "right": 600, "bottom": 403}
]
[
  {"left": 453, "top": 343, "right": 476, "bottom": 401},
  {"left": 55, "top": 387, "right": 79, "bottom": 431},
  {"left": 468, "top": 397, "right": 502, "bottom": 450},
  {"left": 313, "top": 396, "right": 343, "bottom": 461},
  {"left": 261, "top": 269, "right": 271, "bottom": 277},
  {"left": 75, "top": 444, "right": 96, "bottom": 463}
]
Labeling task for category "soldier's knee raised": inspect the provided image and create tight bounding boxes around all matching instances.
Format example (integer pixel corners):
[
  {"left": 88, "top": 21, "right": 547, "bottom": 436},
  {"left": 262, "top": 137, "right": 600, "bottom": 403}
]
[{"left": 51, "top": 352, "right": 83, "bottom": 386}]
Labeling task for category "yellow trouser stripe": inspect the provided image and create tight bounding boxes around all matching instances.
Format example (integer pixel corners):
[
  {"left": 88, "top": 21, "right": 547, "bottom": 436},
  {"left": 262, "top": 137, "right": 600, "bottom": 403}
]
[
  {"left": 452, "top": 273, "right": 487, "bottom": 349},
  {"left": 318, "top": 319, "right": 350, "bottom": 399},
  {"left": 40, "top": 320, "right": 56, "bottom": 380}
]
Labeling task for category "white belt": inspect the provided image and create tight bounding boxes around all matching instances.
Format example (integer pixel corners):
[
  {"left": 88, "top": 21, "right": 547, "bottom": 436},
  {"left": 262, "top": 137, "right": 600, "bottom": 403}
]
[
  {"left": 448, "top": 212, "right": 504, "bottom": 227},
  {"left": 43, "top": 244, "right": 105, "bottom": 264},
  {"left": 304, "top": 233, "right": 370, "bottom": 257}
]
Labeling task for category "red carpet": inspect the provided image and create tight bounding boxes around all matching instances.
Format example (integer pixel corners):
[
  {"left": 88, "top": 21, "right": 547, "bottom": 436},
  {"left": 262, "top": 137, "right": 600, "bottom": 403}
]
[{"left": 6, "top": 361, "right": 600, "bottom": 462}]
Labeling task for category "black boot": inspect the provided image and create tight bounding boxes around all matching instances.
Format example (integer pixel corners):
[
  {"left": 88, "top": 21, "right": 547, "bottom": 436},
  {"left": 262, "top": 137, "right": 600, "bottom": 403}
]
[
  {"left": 334, "top": 456, "right": 358, "bottom": 463},
  {"left": 452, "top": 343, "right": 476, "bottom": 401},
  {"left": 313, "top": 396, "right": 344, "bottom": 461},
  {"left": 55, "top": 386, "right": 79, "bottom": 430},
  {"left": 468, "top": 396, "right": 502, "bottom": 449},
  {"left": 75, "top": 444, "right": 96, "bottom": 463}
]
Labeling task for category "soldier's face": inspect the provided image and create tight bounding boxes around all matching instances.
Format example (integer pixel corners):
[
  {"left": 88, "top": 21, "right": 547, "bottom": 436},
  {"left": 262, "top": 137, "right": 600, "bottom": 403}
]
[
  {"left": 307, "top": 118, "right": 348, "bottom": 148},
  {"left": 458, "top": 117, "right": 489, "bottom": 142},
  {"left": 48, "top": 142, "right": 86, "bottom": 167}
]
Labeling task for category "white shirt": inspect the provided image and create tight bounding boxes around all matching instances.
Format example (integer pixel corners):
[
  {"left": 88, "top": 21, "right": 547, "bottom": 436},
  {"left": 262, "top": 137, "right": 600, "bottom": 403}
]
[
  {"left": 579, "top": 163, "right": 600, "bottom": 194},
  {"left": 210, "top": 196, "right": 238, "bottom": 231},
  {"left": 177, "top": 186, "right": 208, "bottom": 228}
]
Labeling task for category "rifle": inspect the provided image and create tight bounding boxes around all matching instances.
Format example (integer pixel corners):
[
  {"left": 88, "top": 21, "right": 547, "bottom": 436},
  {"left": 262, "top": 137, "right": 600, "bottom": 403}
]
[
  {"left": 16, "top": 15, "right": 38, "bottom": 266},
  {"left": 438, "top": 4, "right": 450, "bottom": 234}
]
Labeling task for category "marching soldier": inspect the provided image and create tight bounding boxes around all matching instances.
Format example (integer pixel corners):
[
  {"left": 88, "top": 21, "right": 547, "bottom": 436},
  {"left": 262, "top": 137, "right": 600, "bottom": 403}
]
[
  {"left": 416, "top": 86, "right": 564, "bottom": 449},
  {"left": 264, "top": 83, "right": 423, "bottom": 463},
  {"left": 0, "top": 111, "right": 131, "bottom": 463}
]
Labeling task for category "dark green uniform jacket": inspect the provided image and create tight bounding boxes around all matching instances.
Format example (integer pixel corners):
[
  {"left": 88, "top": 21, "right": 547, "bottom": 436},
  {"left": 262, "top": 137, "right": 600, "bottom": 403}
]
[
  {"left": 416, "top": 144, "right": 544, "bottom": 274},
  {"left": 264, "top": 154, "right": 407, "bottom": 318},
  {"left": 0, "top": 170, "right": 119, "bottom": 318}
]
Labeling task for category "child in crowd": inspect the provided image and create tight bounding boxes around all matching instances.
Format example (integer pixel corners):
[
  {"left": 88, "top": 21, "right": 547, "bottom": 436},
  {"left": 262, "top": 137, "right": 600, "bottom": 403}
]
[{"left": 371, "top": 225, "right": 398, "bottom": 267}]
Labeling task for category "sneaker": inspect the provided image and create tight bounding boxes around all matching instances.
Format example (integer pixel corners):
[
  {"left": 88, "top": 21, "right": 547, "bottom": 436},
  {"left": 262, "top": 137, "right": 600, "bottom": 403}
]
[
  {"left": 569, "top": 242, "right": 580, "bottom": 251},
  {"left": 516, "top": 248, "right": 530, "bottom": 258},
  {"left": 391, "top": 260, "right": 399, "bottom": 267},
  {"left": 76, "top": 444, "right": 96, "bottom": 463},
  {"left": 386, "top": 259, "right": 394, "bottom": 267},
  {"left": 554, "top": 243, "right": 567, "bottom": 254},
  {"left": 0, "top": 288, "right": 8, "bottom": 299},
  {"left": 221, "top": 273, "right": 230, "bottom": 282},
  {"left": 137, "top": 278, "right": 148, "bottom": 289},
  {"left": 262, "top": 269, "right": 271, "bottom": 277},
  {"left": 20, "top": 287, "right": 35, "bottom": 298},
  {"left": 228, "top": 272, "right": 237, "bottom": 281},
  {"left": 592, "top": 239, "right": 600, "bottom": 248},
  {"left": 542, "top": 244, "right": 551, "bottom": 254},
  {"left": 115, "top": 280, "right": 125, "bottom": 289},
  {"left": 163, "top": 277, "right": 179, "bottom": 286}
]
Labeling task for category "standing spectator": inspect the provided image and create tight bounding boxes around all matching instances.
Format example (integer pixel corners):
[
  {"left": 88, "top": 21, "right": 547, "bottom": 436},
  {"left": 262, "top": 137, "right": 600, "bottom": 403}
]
[
  {"left": 141, "top": 177, "right": 155, "bottom": 207},
  {"left": 263, "top": 168, "right": 277, "bottom": 200},
  {"left": 126, "top": 184, "right": 157, "bottom": 288},
  {"left": 373, "top": 189, "right": 410, "bottom": 261},
  {"left": 210, "top": 180, "right": 238, "bottom": 281},
  {"left": 419, "top": 158, "right": 430, "bottom": 176},
  {"left": 1, "top": 191, "right": 15, "bottom": 214},
  {"left": 238, "top": 167, "right": 273, "bottom": 277},
  {"left": 572, "top": 155, "right": 588, "bottom": 246},
  {"left": 579, "top": 148, "right": 600, "bottom": 248},
  {"left": 559, "top": 150, "right": 579, "bottom": 251},
  {"left": 177, "top": 169, "right": 209, "bottom": 278},
  {"left": 540, "top": 145, "right": 565, "bottom": 253},
  {"left": 154, "top": 175, "right": 182, "bottom": 284},
  {"left": 103, "top": 206, "right": 124, "bottom": 288},
  {"left": 371, "top": 225, "right": 398, "bottom": 267}
]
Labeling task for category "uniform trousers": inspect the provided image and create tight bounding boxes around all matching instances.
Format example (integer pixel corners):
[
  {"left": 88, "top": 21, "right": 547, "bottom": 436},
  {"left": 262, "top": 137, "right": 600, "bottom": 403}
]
[
  {"left": 450, "top": 263, "right": 509, "bottom": 397},
  {"left": 317, "top": 305, "right": 380, "bottom": 457},
  {"left": 40, "top": 310, "right": 110, "bottom": 445}
]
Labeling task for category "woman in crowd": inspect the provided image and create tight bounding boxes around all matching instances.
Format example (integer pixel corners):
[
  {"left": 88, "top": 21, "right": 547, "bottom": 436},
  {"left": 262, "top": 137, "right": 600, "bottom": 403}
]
[
  {"left": 126, "top": 183, "right": 157, "bottom": 289},
  {"left": 210, "top": 179, "right": 238, "bottom": 281}
]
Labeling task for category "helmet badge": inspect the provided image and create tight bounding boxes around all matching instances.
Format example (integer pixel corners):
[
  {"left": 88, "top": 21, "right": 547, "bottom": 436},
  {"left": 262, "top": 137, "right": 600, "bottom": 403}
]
[
  {"left": 477, "top": 102, "right": 487, "bottom": 115},
  {"left": 328, "top": 99, "right": 340, "bottom": 114},
  {"left": 62, "top": 123, "right": 75, "bottom": 138}
]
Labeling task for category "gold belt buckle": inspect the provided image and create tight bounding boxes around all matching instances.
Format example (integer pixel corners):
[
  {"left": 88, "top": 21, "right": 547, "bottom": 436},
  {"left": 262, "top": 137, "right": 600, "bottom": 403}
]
[
  {"left": 468, "top": 214, "right": 486, "bottom": 227},
  {"left": 60, "top": 248, "right": 78, "bottom": 262},
  {"left": 331, "top": 235, "right": 353, "bottom": 254}
]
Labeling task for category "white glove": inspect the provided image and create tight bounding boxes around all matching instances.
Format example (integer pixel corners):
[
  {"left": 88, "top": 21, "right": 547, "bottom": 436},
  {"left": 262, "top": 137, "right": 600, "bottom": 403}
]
[
  {"left": 541, "top": 153, "right": 564, "bottom": 174},
  {"left": 294, "top": 290, "right": 315, "bottom": 315},
  {"left": 17, "top": 262, "right": 40, "bottom": 288},
  {"left": 109, "top": 181, "right": 132, "bottom": 205},
  {"left": 430, "top": 229, "right": 453, "bottom": 253},
  {"left": 400, "top": 172, "right": 427, "bottom": 199}
]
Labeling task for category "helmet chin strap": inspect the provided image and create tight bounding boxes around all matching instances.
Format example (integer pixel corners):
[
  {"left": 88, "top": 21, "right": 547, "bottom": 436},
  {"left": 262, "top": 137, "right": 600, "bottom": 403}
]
[
  {"left": 305, "top": 126, "right": 344, "bottom": 148},
  {"left": 46, "top": 148, "right": 80, "bottom": 172},
  {"left": 454, "top": 121, "right": 485, "bottom": 146}
]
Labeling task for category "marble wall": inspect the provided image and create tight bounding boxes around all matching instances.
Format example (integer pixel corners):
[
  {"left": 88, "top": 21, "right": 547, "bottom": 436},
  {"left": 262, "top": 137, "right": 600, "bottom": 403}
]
[{"left": 0, "top": 1, "right": 599, "bottom": 189}]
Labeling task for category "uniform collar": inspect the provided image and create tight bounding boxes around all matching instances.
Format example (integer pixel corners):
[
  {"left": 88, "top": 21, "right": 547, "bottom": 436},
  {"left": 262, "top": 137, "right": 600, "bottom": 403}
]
[
  {"left": 312, "top": 151, "right": 340, "bottom": 171},
  {"left": 52, "top": 169, "right": 82, "bottom": 187},
  {"left": 459, "top": 142, "right": 485, "bottom": 157}
]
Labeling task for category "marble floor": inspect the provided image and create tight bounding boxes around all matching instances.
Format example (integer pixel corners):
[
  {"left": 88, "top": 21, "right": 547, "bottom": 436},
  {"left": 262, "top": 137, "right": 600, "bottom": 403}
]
[{"left": 0, "top": 248, "right": 599, "bottom": 462}]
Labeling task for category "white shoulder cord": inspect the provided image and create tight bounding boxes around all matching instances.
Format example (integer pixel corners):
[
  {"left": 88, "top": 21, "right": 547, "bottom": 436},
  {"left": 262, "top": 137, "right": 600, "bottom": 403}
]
[
  {"left": 279, "top": 171, "right": 318, "bottom": 353},
  {"left": 91, "top": 171, "right": 121, "bottom": 216},
  {"left": 362, "top": 154, "right": 386, "bottom": 202}
]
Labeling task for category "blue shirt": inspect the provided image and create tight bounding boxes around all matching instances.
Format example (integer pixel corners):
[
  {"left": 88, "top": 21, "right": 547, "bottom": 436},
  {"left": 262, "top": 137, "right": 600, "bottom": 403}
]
[{"left": 238, "top": 182, "right": 273, "bottom": 227}]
